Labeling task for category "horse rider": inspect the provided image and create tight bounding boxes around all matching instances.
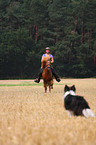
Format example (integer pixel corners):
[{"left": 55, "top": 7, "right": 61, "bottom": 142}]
[{"left": 34, "top": 47, "right": 61, "bottom": 83}]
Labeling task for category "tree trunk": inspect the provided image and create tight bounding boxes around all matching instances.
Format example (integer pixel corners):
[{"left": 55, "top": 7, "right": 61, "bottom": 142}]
[
  {"left": 35, "top": 26, "right": 38, "bottom": 43},
  {"left": 81, "top": 21, "right": 83, "bottom": 43},
  {"left": 94, "top": 55, "right": 95, "bottom": 65},
  {"left": 69, "top": 42, "right": 72, "bottom": 64},
  {"left": 94, "top": 34, "right": 96, "bottom": 65}
]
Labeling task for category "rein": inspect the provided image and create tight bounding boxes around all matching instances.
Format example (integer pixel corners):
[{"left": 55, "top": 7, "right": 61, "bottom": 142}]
[
  {"left": 47, "top": 63, "right": 51, "bottom": 69},
  {"left": 43, "top": 65, "right": 51, "bottom": 70}
]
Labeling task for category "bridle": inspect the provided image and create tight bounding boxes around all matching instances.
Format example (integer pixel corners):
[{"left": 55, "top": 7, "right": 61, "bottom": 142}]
[{"left": 46, "top": 60, "right": 51, "bottom": 69}]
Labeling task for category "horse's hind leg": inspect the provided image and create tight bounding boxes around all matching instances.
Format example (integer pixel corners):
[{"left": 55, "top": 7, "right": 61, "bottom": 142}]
[
  {"left": 49, "top": 86, "right": 51, "bottom": 93},
  {"left": 45, "top": 87, "right": 47, "bottom": 93},
  {"left": 50, "top": 80, "right": 53, "bottom": 89}
]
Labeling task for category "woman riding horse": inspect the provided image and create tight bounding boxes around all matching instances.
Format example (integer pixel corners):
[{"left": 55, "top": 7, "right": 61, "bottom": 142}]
[
  {"left": 34, "top": 47, "right": 61, "bottom": 83},
  {"left": 42, "top": 59, "right": 53, "bottom": 92}
]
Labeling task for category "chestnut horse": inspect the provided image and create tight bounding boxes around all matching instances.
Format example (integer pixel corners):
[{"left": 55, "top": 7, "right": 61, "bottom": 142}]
[{"left": 42, "top": 59, "right": 53, "bottom": 93}]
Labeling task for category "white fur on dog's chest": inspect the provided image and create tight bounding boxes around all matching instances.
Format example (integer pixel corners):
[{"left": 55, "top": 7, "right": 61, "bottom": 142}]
[{"left": 64, "top": 91, "right": 76, "bottom": 99}]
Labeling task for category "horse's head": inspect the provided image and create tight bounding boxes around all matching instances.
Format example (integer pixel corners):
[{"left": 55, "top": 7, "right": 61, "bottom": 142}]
[{"left": 42, "top": 57, "right": 51, "bottom": 69}]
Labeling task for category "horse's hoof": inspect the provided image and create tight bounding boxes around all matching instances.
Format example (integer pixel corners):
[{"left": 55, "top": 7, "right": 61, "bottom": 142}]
[{"left": 51, "top": 86, "right": 53, "bottom": 89}]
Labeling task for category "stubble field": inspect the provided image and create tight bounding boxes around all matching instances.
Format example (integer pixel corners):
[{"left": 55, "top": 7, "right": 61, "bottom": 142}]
[{"left": 0, "top": 79, "right": 96, "bottom": 145}]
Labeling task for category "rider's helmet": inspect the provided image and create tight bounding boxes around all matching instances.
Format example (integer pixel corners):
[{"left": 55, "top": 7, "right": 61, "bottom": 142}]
[{"left": 46, "top": 47, "right": 50, "bottom": 50}]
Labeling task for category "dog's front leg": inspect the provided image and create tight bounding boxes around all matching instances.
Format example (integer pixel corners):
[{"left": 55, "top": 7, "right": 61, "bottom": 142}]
[{"left": 67, "top": 110, "right": 74, "bottom": 117}]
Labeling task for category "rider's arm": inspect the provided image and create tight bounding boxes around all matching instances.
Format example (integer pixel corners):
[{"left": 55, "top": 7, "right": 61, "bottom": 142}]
[
  {"left": 41, "top": 56, "right": 44, "bottom": 68},
  {"left": 41, "top": 54, "right": 45, "bottom": 63},
  {"left": 41, "top": 57, "right": 43, "bottom": 62},
  {"left": 51, "top": 57, "right": 54, "bottom": 63}
]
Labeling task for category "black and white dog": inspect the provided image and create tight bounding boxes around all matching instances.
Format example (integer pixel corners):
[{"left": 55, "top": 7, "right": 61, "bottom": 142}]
[{"left": 63, "top": 85, "right": 95, "bottom": 118}]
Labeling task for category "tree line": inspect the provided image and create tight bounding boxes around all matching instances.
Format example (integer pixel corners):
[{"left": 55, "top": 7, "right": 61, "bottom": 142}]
[{"left": 0, "top": 0, "right": 96, "bottom": 79}]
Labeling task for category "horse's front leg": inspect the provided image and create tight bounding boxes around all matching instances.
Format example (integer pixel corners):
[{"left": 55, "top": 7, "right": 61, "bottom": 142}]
[
  {"left": 44, "top": 82, "right": 47, "bottom": 93},
  {"left": 45, "top": 86, "right": 47, "bottom": 93}
]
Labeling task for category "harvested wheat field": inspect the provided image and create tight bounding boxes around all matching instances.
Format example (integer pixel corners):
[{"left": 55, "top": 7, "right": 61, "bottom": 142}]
[{"left": 0, "top": 79, "right": 96, "bottom": 145}]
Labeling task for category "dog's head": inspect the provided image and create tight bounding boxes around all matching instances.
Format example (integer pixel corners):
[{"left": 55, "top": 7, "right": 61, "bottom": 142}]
[{"left": 64, "top": 85, "right": 76, "bottom": 93}]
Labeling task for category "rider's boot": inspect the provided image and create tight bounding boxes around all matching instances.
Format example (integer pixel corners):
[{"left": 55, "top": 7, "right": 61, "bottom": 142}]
[
  {"left": 34, "top": 69, "right": 43, "bottom": 83},
  {"left": 51, "top": 67, "right": 61, "bottom": 82},
  {"left": 34, "top": 77, "right": 40, "bottom": 83}
]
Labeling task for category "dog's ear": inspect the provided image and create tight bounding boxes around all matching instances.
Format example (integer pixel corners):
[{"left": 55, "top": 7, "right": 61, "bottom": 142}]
[
  {"left": 71, "top": 85, "right": 76, "bottom": 92},
  {"left": 64, "top": 85, "right": 69, "bottom": 92}
]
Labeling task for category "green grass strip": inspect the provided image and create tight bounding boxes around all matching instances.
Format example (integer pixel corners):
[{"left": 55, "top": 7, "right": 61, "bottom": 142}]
[
  {"left": 0, "top": 80, "right": 72, "bottom": 87},
  {"left": 0, "top": 82, "right": 69, "bottom": 87},
  {"left": 0, "top": 83, "right": 42, "bottom": 87}
]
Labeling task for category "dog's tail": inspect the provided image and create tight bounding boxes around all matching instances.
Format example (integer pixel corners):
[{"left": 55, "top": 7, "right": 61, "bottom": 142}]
[{"left": 82, "top": 109, "right": 95, "bottom": 118}]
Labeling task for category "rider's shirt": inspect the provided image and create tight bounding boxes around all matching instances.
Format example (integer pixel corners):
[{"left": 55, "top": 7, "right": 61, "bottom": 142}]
[{"left": 42, "top": 53, "right": 53, "bottom": 61}]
